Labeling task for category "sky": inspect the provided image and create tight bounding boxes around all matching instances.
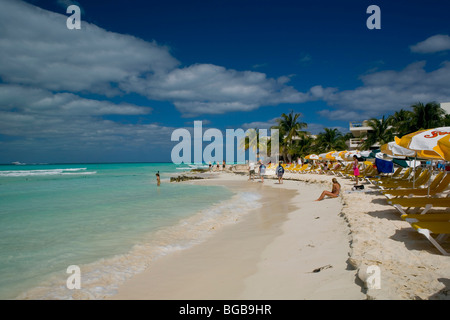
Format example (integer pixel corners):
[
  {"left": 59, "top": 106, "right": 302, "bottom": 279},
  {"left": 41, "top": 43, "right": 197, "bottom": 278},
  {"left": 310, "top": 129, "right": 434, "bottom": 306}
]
[{"left": 0, "top": 0, "right": 450, "bottom": 163}]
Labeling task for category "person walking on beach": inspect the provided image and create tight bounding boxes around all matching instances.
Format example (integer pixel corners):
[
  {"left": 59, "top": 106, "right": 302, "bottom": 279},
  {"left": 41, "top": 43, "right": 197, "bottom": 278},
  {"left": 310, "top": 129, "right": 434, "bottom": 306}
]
[
  {"left": 315, "top": 178, "right": 341, "bottom": 201},
  {"left": 259, "top": 160, "right": 266, "bottom": 183},
  {"left": 248, "top": 161, "right": 255, "bottom": 181},
  {"left": 276, "top": 161, "right": 284, "bottom": 184},
  {"left": 353, "top": 155, "right": 360, "bottom": 186},
  {"left": 156, "top": 171, "right": 161, "bottom": 186}
]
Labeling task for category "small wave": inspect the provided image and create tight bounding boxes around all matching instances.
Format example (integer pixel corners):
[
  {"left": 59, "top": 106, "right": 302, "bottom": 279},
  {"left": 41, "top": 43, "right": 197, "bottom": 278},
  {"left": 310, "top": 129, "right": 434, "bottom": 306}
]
[{"left": 0, "top": 168, "right": 92, "bottom": 177}]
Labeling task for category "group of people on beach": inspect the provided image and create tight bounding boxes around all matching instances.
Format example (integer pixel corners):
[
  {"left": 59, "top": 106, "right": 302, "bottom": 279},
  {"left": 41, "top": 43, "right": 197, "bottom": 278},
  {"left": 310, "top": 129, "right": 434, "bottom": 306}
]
[
  {"left": 159, "top": 154, "right": 360, "bottom": 202},
  {"left": 247, "top": 155, "right": 362, "bottom": 202},
  {"left": 248, "top": 160, "right": 268, "bottom": 183},
  {"left": 209, "top": 160, "right": 226, "bottom": 172}
]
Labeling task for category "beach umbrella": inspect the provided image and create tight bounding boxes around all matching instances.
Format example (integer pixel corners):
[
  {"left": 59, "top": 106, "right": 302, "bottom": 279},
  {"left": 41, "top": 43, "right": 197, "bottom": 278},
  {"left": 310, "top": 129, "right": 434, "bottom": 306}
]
[
  {"left": 337, "top": 150, "right": 348, "bottom": 159},
  {"left": 395, "top": 128, "right": 450, "bottom": 193},
  {"left": 318, "top": 151, "right": 337, "bottom": 161},
  {"left": 395, "top": 127, "right": 450, "bottom": 161},
  {"left": 380, "top": 141, "right": 416, "bottom": 158},
  {"left": 344, "top": 150, "right": 361, "bottom": 160},
  {"left": 305, "top": 154, "right": 319, "bottom": 160}
]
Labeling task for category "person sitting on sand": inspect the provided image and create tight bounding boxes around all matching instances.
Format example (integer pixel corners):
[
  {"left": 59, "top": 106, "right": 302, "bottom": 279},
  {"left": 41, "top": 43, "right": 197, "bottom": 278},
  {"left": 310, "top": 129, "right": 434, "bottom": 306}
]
[{"left": 315, "top": 178, "right": 340, "bottom": 201}]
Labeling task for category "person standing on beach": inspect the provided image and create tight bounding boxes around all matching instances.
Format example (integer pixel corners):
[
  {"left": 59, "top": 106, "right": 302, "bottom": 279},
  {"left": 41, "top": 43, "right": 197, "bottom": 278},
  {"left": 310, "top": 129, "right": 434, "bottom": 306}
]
[
  {"left": 248, "top": 161, "right": 255, "bottom": 181},
  {"left": 259, "top": 160, "right": 266, "bottom": 183},
  {"left": 276, "top": 162, "right": 284, "bottom": 184},
  {"left": 315, "top": 178, "right": 340, "bottom": 201},
  {"left": 156, "top": 171, "right": 161, "bottom": 186},
  {"left": 353, "top": 155, "right": 360, "bottom": 186}
]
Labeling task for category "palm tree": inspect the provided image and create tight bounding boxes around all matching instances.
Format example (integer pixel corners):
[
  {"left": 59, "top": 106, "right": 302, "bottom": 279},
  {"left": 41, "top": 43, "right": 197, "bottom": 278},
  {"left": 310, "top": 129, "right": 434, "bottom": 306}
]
[
  {"left": 271, "top": 110, "right": 308, "bottom": 162},
  {"left": 239, "top": 127, "right": 269, "bottom": 158},
  {"left": 389, "top": 109, "right": 413, "bottom": 137},
  {"left": 288, "top": 135, "right": 315, "bottom": 159},
  {"left": 314, "top": 128, "right": 347, "bottom": 153},
  {"left": 360, "top": 115, "right": 394, "bottom": 150},
  {"left": 409, "top": 102, "right": 445, "bottom": 132}
]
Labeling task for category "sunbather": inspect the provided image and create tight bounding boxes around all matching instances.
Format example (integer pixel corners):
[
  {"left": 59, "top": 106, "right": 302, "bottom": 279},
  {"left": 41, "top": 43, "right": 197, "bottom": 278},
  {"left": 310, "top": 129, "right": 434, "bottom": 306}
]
[{"left": 315, "top": 178, "right": 341, "bottom": 201}]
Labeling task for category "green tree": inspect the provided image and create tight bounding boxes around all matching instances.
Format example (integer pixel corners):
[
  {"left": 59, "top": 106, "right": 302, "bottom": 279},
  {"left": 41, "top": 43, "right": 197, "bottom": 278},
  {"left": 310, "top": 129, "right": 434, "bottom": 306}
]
[
  {"left": 360, "top": 115, "right": 394, "bottom": 150},
  {"left": 389, "top": 108, "right": 413, "bottom": 137},
  {"left": 314, "top": 128, "right": 347, "bottom": 153},
  {"left": 409, "top": 101, "right": 445, "bottom": 132},
  {"left": 239, "top": 127, "right": 269, "bottom": 158},
  {"left": 271, "top": 110, "right": 308, "bottom": 162},
  {"left": 288, "top": 134, "right": 315, "bottom": 159}
]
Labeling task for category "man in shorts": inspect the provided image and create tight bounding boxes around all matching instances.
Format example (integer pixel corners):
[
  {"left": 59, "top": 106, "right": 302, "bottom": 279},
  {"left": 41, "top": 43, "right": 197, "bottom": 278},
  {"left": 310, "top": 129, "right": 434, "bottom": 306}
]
[{"left": 248, "top": 161, "right": 255, "bottom": 181}]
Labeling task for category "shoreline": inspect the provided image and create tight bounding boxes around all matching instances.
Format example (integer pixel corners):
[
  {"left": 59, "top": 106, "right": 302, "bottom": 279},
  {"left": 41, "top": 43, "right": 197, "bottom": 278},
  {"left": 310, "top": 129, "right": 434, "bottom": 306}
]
[{"left": 111, "top": 171, "right": 366, "bottom": 300}]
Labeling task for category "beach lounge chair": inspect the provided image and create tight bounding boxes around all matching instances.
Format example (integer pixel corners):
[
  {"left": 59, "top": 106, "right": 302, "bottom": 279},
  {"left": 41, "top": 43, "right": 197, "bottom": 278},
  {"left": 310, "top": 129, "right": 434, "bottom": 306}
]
[
  {"left": 388, "top": 195, "right": 450, "bottom": 215},
  {"left": 328, "top": 163, "right": 342, "bottom": 175},
  {"left": 376, "top": 169, "right": 431, "bottom": 190},
  {"left": 409, "top": 221, "right": 450, "bottom": 255},
  {"left": 329, "top": 163, "right": 346, "bottom": 176},
  {"left": 400, "top": 213, "right": 450, "bottom": 255},
  {"left": 373, "top": 167, "right": 413, "bottom": 186},
  {"left": 368, "top": 167, "right": 403, "bottom": 184},
  {"left": 382, "top": 172, "right": 450, "bottom": 199},
  {"left": 303, "top": 164, "right": 318, "bottom": 174},
  {"left": 400, "top": 212, "right": 450, "bottom": 223},
  {"left": 293, "top": 164, "right": 308, "bottom": 173}
]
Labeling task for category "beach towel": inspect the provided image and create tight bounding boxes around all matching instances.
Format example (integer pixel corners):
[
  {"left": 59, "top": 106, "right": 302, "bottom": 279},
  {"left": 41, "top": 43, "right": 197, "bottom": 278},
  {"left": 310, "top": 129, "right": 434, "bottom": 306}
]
[{"left": 375, "top": 158, "right": 394, "bottom": 174}]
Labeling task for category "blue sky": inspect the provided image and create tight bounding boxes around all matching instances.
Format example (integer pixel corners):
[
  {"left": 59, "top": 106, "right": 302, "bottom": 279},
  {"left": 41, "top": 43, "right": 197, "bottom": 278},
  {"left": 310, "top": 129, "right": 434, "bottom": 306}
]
[{"left": 1, "top": 0, "right": 450, "bottom": 163}]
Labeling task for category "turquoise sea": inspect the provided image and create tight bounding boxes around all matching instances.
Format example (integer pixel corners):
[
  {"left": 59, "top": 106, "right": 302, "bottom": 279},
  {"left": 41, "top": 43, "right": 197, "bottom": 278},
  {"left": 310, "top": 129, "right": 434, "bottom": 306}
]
[{"left": 0, "top": 163, "right": 261, "bottom": 299}]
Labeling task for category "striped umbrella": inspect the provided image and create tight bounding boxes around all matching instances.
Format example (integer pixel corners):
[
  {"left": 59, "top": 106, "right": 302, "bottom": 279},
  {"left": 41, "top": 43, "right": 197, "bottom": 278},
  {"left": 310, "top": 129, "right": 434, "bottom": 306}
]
[
  {"left": 395, "top": 127, "right": 450, "bottom": 161},
  {"left": 305, "top": 154, "right": 319, "bottom": 160}
]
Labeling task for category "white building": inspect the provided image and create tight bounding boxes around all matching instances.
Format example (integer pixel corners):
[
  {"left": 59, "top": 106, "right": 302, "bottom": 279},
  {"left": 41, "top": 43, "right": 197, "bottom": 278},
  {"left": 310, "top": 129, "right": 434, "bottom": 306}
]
[
  {"left": 348, "top": 120, "right": 380, "bottom": 150},
  {"left": 441, "top": 102, "right": 450, "bottom": 114}
]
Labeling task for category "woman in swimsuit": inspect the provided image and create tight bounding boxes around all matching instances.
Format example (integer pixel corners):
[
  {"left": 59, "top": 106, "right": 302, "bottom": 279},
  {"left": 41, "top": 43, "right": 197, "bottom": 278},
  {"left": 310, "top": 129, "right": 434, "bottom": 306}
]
[
  {"left": 353, "top": 155, "right": 360, "bottom": 186},
  {"left": 315, "top": 178, "right": 341, "bottom": 201}
]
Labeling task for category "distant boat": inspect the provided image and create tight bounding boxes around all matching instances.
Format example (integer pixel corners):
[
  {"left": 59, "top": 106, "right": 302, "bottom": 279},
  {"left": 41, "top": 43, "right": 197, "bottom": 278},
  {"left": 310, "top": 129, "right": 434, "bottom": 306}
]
[{"left": 12, "top": 161, "right": 25, "bottom": 165}]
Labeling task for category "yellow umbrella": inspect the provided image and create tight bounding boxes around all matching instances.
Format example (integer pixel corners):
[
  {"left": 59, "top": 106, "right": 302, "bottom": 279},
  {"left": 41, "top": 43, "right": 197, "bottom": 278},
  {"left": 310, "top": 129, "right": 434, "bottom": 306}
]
[
  {"left": 395, "top": 127, "right": 450, "bottom": 161},
  {"left": 305, "top": 154, "right": 319, "bottom": 160},
  {"left": 325, "top": 150, "right": 341, "bottom": 161}
]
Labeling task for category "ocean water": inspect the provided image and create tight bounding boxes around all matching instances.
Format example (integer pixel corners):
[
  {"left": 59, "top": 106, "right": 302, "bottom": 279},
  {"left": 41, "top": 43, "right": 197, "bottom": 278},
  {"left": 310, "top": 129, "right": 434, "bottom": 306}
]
[{"left": 0, "top": 163, "right": 261, "bottom": 299}]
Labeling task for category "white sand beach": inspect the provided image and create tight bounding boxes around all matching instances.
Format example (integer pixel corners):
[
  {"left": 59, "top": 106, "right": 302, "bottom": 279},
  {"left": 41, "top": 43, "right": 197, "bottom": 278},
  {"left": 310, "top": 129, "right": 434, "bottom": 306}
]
[{"left": 111, "top": 169, "right": 450, "bottom": 300}]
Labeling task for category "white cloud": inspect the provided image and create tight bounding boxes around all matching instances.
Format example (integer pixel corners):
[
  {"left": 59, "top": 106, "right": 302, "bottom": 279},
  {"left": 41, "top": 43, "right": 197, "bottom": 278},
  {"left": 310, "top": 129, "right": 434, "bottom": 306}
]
[
  {"left": 316, "top": 61, "right": 450, "bottom": 121},
  {"left": 0, "top": 0, "right": 313, "bottom": 162},
  {"left": 0, "top": 0, "right": 179, "bottom": 95},
  {"left": 122, "top": 64, "right": 309, "bottom": 116},
  {"left": 0, "top": 0, "right": 309, "bottom": 117},
  {"left": 0, "top": 84, "right": 152, "bottom": 116},
  {"left": 410, "top": 34, "right": 450, "bottom": 53},
  {"left": 241, "top": 118, "right": 279, "bottom": 130}
]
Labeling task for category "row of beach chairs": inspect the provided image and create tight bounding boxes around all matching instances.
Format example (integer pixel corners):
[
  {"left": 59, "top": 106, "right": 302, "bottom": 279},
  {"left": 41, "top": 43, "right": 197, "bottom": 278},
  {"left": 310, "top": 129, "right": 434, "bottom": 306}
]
[{"left": 367, "top": 166, "right": 450, "bottom": 256}]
